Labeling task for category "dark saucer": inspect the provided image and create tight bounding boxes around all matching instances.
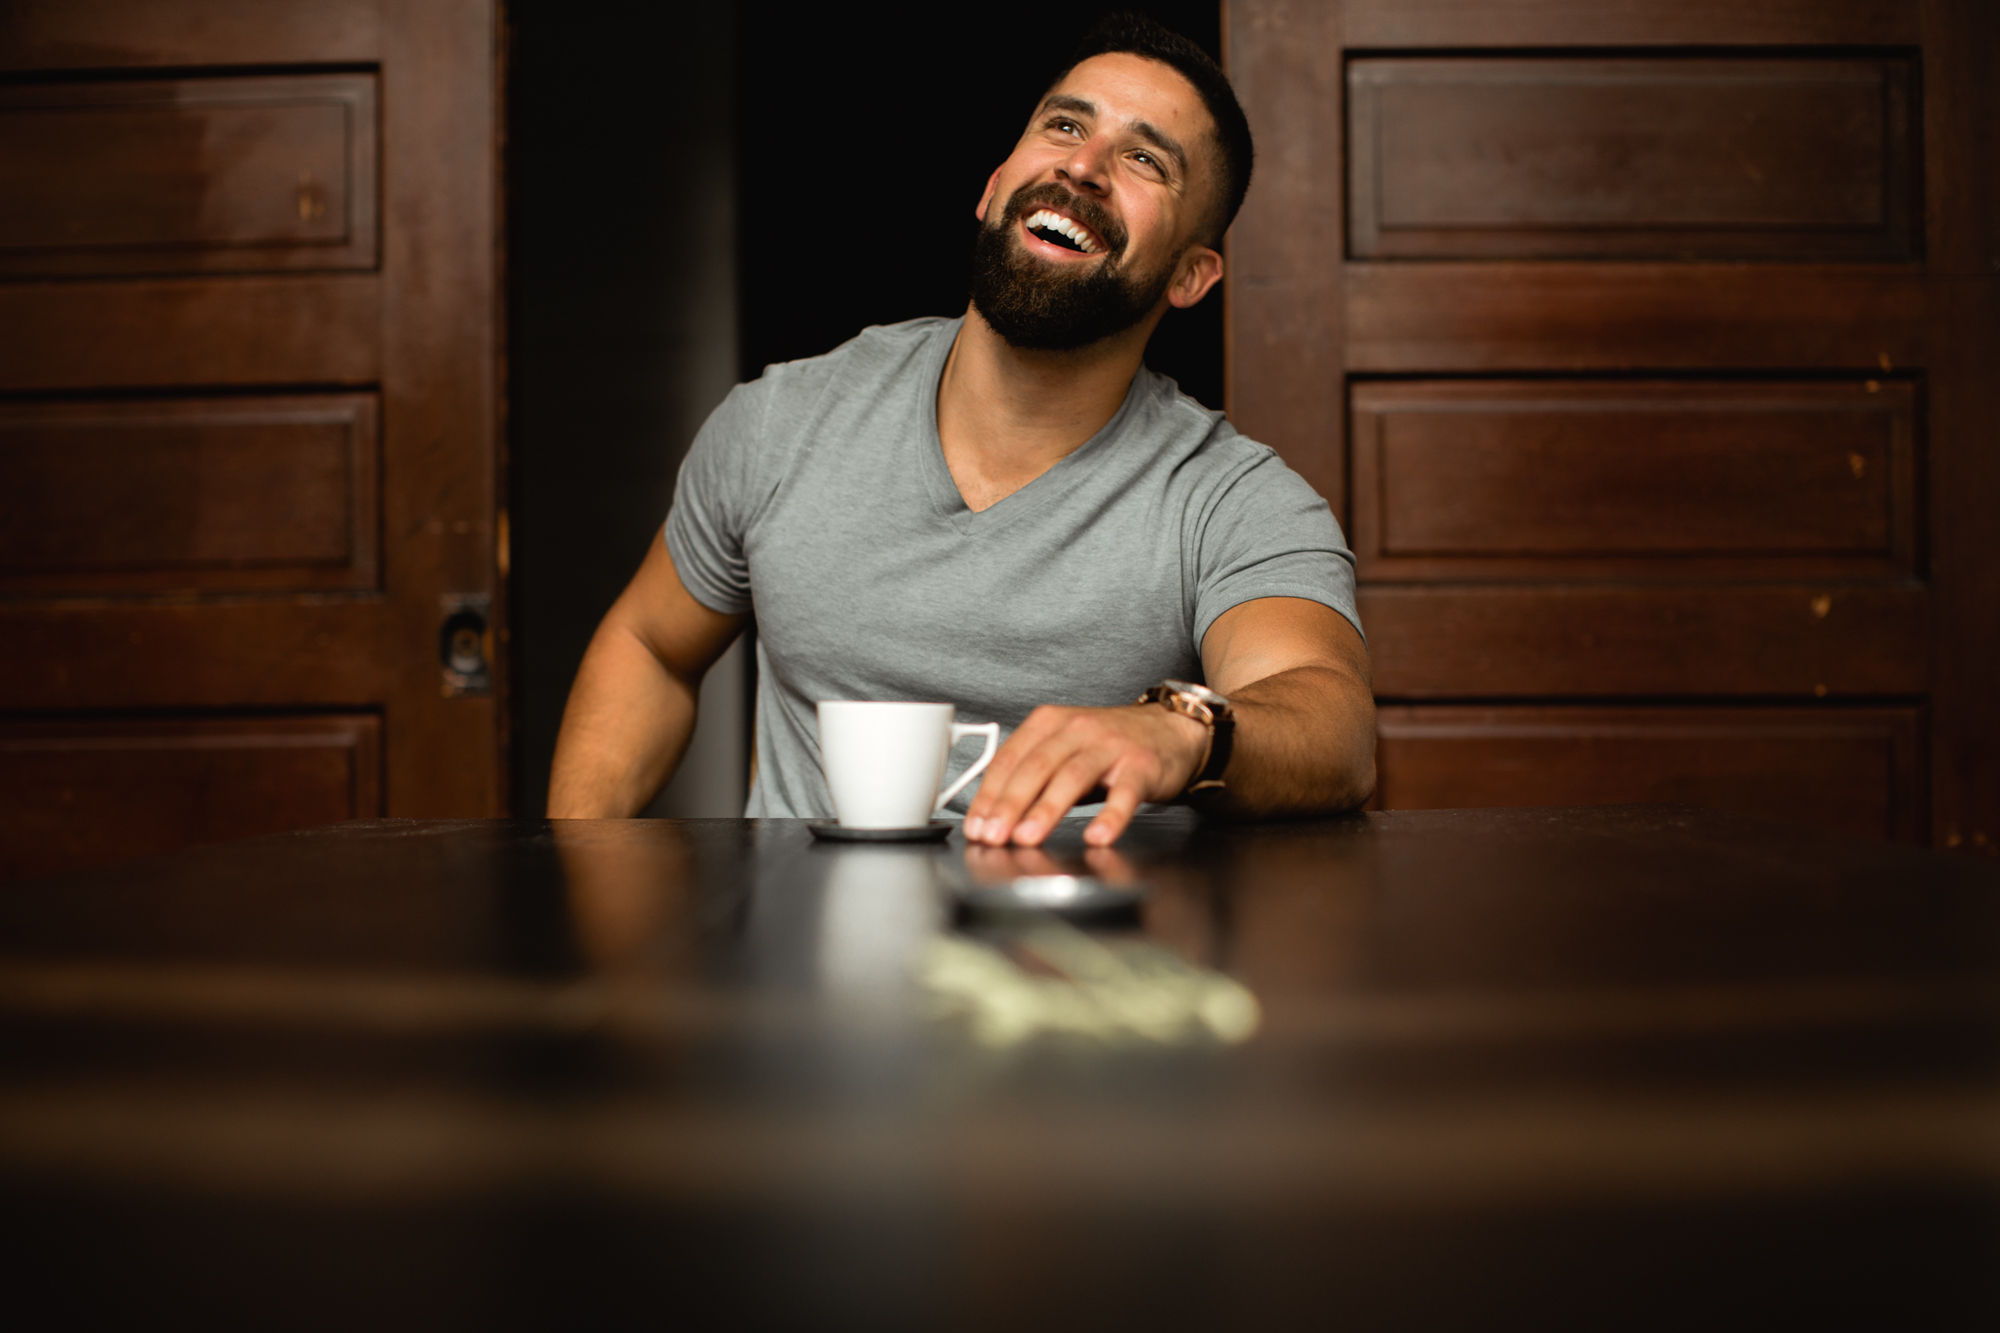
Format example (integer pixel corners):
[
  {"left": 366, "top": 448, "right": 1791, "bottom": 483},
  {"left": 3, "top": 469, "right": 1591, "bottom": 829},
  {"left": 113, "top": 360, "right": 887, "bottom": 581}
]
[{"left": 808, "top": 820, "right": 955, "bottom": 843}]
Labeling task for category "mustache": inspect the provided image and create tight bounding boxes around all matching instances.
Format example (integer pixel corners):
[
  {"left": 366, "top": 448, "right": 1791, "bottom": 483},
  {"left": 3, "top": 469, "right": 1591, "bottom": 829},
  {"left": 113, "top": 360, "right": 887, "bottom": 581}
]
[{"left": 1000, "top": 182, "right": 1126, "bottom": 255}]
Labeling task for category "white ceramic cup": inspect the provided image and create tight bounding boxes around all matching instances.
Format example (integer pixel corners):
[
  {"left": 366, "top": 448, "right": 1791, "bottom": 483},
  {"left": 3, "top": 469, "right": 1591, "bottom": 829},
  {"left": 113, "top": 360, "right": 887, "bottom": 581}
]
[{"left": 816, "top": 701, "right": 1001, "bottom": 829}]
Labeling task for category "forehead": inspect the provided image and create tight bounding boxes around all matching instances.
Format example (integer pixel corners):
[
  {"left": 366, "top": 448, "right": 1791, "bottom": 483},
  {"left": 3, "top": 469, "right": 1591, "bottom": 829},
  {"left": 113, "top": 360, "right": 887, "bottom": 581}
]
[{"left": 1041, "top": 52, "right": 1216, "bottom": 158}]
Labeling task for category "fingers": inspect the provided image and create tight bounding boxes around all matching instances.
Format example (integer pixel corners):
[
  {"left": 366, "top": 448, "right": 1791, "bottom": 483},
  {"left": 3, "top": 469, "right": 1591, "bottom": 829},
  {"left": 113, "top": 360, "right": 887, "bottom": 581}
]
[
  {"left": 1009, "top": 752, "right": 1120, "bottom": 847},
  {"left": 963, "top": 706, "right": 1068, "bottom": 844},
  {"left": 963, "top": 705, "right": 1192, "bottom": 848},
  {"left": 962, "top": 707, "right": 1057, "bottom": 835},
  {"left": 1085, "top": 780, "right": 1144, "bottom": 847},
  {"left": 968, "top": 740, "right": 1105, "bottom": 847}
]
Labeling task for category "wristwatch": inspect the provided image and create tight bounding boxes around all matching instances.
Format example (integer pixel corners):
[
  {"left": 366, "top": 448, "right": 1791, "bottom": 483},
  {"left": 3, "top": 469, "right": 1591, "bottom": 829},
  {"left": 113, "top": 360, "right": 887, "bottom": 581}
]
[{"left": 1136, "top": 679, "right": 1234, "bottom": 795}]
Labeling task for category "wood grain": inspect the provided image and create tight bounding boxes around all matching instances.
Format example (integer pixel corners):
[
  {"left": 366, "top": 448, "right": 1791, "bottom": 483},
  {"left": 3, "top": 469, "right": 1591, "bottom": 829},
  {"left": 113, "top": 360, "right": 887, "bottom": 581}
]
[
  {"left": 0, "top": 276, "right": 380, "bottom": 391},
  {"left": 1348, "top": 56, "right": 1915, "bottom": 261},
  {"left": 1916, "top": 0, "right": 2000, "bottom": 853},
  {"left": 0, "top": 394, "right": 380, "bottom": 595},
  {"left": 0, "top": 714, "right": 380, "bottom": 881},
  {"left": 0, "top": 0, "right": 380, "bottom": 68},
  {"left": 1350, "top": 379, "right": 1916, "bottom": 582},
  {"left": 1340, "top": 0, "right": 1921, "bottom": 47},
  {"left": 0, "top": 601, "right": 388, "bottom": 708},
  {"left": 1374, "top": 704, "right": 1921, "bottom": 840},
  {"left": 376, "top": 0, "right": 502, "bottom": 816},
  {"left": 1360, "top": 583, "right": 1928, "bottom": 697},
  {"left": 0, "top": 0, "right": 505, "bottom": 870},
  {"left": 1230, "top": 0, "right": 1997, "bottom": 851},
  {"left": 0, "top": 72, "right": 378, "bottom": 278},
  {"left": 1345, "top": 264, "right": 1929, "bottom": 373},
  {"left": 1224, "top": 0, "right": 1346, "bottom": 510}
]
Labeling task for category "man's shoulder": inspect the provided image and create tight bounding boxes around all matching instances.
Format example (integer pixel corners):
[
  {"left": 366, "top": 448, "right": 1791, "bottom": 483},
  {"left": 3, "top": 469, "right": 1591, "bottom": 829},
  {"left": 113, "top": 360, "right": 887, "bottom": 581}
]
[
  {"left": 749, "top": 316, "right": 957, "bottom": 401},
  {"left": 1127, "top": 368, "right": 1280, "bottom": 471},
  {"left": 1120, "top": 371, "right": 1338, "bottom": 534}
]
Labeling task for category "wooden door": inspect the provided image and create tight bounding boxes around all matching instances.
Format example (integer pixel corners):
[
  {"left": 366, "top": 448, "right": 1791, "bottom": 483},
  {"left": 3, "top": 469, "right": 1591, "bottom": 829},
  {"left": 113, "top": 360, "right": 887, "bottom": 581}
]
[
  {"left": 1227, "top": 0, "right": 1999, "bottom": 849},
  {"left": 0, "top": 1, "right": 503, "bottom": 879}
]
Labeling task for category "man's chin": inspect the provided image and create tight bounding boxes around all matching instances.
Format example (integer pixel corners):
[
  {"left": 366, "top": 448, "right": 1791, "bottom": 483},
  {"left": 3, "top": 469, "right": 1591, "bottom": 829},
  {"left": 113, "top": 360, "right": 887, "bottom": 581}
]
[
  {"left": 968, "top": 221, "right": 1166, "bottom": 351},
  {"left": 973, "top": 303, "right": 1137, "bottom": 354}
]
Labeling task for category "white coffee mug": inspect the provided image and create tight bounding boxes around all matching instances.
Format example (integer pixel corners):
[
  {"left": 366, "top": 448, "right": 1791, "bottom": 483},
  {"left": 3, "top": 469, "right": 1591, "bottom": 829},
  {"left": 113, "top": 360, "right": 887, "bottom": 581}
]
[{"left": 816, "top": 701, "right": 1001, "bottom": 829}]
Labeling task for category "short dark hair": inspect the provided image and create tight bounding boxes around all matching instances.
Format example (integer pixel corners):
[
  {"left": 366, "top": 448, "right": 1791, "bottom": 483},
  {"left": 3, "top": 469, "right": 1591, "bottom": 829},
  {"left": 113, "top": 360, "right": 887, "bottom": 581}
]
[{"left": 1047, "top": 12, "right": 1255, "bottom": 245}]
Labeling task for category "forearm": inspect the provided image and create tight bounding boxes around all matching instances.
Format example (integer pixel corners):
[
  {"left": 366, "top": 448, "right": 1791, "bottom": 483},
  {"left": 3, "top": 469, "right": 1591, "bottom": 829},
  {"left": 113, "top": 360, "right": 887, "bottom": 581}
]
[
  {"left": 547, "top": 621, "right": 700, "bottom": 818},
  {"left": 963, "top": 598, "right": 1376, "bottom": 847},
  {"left": 1200, "top": 663, "right": 1376, "bottom": 818}
]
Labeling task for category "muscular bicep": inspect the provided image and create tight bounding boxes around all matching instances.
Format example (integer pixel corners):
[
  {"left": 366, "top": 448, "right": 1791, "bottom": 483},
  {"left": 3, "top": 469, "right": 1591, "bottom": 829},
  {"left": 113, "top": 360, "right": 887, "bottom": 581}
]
[
  {"left": 1199, "top": 597, "right": 1370, "bottom": 696},
  {"left": 602, "top": 531, "right": 747, "bottom": 688}
]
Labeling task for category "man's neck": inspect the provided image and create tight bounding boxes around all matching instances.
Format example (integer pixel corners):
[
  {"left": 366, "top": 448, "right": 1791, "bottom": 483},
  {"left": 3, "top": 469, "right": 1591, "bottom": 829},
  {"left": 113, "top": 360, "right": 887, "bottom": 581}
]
[{"left": 936, "top": 305, "right": 1157, "bottom": 513}]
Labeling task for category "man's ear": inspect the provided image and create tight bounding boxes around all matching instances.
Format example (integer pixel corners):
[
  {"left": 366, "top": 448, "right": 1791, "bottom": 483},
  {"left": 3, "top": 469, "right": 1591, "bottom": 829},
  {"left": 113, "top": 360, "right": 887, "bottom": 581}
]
[
  {"left": 975, "top": 168, "right": 1002, "bottom": 222},
  {"left": 1167, "top": 245, "right": 1224, "bottom": 310}
]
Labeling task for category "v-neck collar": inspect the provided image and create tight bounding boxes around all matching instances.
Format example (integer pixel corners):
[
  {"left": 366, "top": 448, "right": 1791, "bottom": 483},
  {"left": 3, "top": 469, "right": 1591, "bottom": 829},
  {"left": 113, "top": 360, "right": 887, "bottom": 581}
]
[{"left": 915, "top": 318, "right": 1149, "bottom": 537}]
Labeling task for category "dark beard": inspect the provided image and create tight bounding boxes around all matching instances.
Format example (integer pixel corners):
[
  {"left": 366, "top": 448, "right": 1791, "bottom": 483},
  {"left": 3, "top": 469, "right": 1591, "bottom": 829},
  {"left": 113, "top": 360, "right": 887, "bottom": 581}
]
[{"left": 967, "top": 184, "right": 1176, "bottom": 351}]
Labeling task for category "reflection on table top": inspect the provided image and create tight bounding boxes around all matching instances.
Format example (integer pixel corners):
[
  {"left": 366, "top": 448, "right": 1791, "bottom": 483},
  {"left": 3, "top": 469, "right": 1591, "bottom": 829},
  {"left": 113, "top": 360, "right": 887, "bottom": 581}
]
[{"left": 3, "top": 807, "right": 1998, "bottom": 1328}]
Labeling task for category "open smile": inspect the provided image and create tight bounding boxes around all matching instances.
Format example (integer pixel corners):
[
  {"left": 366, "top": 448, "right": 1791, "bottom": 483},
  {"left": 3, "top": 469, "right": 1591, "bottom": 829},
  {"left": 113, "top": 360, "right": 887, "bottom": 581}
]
[{"left": 1023, "top": 207, "right": 1107, "bottom": 255}]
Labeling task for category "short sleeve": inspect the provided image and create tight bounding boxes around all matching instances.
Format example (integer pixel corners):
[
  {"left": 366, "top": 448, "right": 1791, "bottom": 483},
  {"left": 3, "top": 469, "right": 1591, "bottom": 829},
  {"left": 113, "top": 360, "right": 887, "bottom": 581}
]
[
  {"left": 1189, "top": 448, "right": 1363, "bottom": 648},
  {"left": 663, "top": 380, "right": 771, "bottom": 615}
]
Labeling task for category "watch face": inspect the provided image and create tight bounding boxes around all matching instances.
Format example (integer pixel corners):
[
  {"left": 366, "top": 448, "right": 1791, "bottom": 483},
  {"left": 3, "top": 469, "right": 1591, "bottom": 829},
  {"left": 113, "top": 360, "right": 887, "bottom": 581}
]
[{"left": 1165, "top": 679, "right": 1227, "bottom": 705}]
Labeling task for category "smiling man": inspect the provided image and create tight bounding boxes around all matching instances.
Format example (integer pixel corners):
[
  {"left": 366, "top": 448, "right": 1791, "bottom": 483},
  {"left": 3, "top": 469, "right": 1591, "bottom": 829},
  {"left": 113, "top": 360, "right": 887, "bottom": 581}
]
[{"left": 549, "top": 14, "right": 1375, "bottom": 845}]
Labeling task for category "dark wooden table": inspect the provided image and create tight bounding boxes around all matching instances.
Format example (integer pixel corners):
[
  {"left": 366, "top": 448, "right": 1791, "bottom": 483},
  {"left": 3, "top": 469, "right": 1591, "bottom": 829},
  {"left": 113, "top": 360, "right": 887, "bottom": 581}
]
[{"left": 3, "top": 808, "right": 1997, "bottom": 1329}]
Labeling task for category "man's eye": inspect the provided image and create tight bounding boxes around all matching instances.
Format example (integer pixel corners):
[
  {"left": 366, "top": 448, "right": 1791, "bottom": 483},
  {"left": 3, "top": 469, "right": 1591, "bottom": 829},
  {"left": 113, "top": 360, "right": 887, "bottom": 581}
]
[
  {"left": 1132, "top": 151, "right": 1163, "bottom": 174},
  {"left": 1048, "top": 117, "right": 1081, "bottom": 136}
]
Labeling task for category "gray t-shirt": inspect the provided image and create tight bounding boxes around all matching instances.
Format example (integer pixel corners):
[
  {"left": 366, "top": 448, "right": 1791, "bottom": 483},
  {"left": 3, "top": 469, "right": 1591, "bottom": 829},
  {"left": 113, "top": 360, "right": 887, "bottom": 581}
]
[{"left": 665, "top": 316, "right": 1360, "bottom": 818}]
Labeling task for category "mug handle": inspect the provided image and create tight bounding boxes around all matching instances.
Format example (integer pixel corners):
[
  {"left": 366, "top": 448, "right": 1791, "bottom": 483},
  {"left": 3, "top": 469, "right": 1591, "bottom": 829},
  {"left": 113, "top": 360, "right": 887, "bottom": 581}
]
[{"left": 935, "top": 722, "right": 1001, "bottom": 812}]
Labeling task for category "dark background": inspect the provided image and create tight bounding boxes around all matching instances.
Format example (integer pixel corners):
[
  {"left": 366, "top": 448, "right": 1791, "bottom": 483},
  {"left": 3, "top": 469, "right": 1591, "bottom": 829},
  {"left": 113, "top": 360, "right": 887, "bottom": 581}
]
[
  {"left": 733, "top": 4, "right": 1225, "bottom": 396},
  {"left": 507, "top": 3, "right": 1224, "bottom": 817}
]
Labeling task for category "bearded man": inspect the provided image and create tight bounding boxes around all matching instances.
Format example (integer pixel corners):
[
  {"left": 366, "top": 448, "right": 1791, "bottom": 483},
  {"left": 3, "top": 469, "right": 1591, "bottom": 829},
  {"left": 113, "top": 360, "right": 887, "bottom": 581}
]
[{"left": 549, "top": 14, "right": 1376, "bottom": 847}]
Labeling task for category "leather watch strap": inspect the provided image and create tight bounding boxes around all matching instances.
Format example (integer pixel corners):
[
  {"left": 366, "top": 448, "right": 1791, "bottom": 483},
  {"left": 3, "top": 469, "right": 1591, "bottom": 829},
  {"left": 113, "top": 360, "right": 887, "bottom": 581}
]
[{"left": 1189, "top": 708, "right": 1233, "bottom": 792}]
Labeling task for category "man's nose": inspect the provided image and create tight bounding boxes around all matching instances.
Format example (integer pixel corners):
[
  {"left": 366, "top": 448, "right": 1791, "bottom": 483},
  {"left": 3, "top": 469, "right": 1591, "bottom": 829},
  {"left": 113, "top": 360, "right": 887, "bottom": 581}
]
[{"left": 1054, "top": 138, "right": 1114, "bottom": 195}]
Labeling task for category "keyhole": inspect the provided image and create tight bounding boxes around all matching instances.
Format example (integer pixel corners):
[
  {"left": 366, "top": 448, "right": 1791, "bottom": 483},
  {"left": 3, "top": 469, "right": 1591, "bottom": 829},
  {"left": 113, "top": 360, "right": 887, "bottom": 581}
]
[
  {"left": 449, "top": 626, "right": 483, "bottom": 674},
  {"left": 439, "top": 602, "right": 492, "bottom": 696}
]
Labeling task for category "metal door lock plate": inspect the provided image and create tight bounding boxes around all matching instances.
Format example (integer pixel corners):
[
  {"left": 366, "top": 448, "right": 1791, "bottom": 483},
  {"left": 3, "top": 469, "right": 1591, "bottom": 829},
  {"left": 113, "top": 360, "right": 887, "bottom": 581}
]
[{"left": 440, "top": 593, "right": 491, "bottom": 696}]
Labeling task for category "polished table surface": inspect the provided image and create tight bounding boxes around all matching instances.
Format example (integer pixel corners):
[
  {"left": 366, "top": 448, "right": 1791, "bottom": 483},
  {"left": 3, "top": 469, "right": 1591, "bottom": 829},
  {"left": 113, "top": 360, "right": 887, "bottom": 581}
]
[{"left": 3, "top": 807, "right": 1998, "bottom": 1329}]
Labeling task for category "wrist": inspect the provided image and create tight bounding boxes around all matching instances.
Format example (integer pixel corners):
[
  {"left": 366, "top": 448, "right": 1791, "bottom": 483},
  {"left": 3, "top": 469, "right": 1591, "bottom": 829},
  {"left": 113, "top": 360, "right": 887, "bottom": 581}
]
[
  {"left": 1153, "top": 704, "right": 1211, "bottom": 780},
  {"left": 1135, "top": 680, "right": 1235, "bottom": 797}
]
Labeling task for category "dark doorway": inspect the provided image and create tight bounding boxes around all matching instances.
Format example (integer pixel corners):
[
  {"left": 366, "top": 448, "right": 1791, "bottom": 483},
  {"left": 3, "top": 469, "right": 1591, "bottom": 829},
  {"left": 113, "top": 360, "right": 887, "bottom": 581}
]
[
  {"left": 507, "top": 3, "right": 1226, "bottom": 819},
  {"left": 735, "top": 3, "right": 1225, "bottom": 406}
]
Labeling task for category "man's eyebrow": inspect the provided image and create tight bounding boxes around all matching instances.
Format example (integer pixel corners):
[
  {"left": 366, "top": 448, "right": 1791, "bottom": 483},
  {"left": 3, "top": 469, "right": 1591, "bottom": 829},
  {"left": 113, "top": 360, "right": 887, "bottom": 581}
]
[{"left": 1039, "top": 93, "right": 1096, "bottom": 120}]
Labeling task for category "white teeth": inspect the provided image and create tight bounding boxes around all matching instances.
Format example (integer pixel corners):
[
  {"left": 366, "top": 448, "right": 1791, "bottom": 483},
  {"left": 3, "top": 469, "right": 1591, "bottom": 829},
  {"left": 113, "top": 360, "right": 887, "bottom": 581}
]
[{"left": 1026, "top": 208, "right": 1101, "bottom": 254}]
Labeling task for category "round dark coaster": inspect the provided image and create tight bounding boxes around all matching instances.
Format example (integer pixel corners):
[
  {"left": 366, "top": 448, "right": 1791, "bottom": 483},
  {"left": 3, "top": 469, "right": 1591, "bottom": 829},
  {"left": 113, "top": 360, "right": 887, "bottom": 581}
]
[{"left": 807, "top": 820, "right": 955, "bottom": 843}]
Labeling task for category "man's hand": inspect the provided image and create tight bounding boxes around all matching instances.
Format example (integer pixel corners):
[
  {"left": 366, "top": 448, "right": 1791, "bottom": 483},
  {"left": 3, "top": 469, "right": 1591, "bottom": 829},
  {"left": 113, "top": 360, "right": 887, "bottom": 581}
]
[
  {"left": 961, "top": 597, "right": 1376, "bottom": 847},
  {"left": 962, "top": 701, "right": 1210, "bottom": 848}
]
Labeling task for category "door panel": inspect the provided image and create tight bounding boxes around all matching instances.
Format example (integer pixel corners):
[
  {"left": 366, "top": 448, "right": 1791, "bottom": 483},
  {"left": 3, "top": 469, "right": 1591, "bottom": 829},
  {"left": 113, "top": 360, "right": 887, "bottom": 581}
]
[
  {"left": 1229, "top": 0, "right": 1996, "bottom": 847},
  {"left": 0, "top": 0, "right": 501, "bottom": 881},
  {"left": 1351, "top": 380, "right": 1916, "bottom": 581},
  {"left": 1339, "top": 1, "right": 1921, "bottom": 47},
  {"left": 1375, "top": 705, "right": 1920, "bottom": 840},
  {"left": 0, "top": 715, "right": 381, "bottom": 880},
  {"left": 1349, "top": 56, "right": 1916, "bottom": 261},
  {"left": 0, "top": 394, "right": 380, "bottom": 595},
  {"left": 0, "top": 71, "right": 378, "bottom": 277}
]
